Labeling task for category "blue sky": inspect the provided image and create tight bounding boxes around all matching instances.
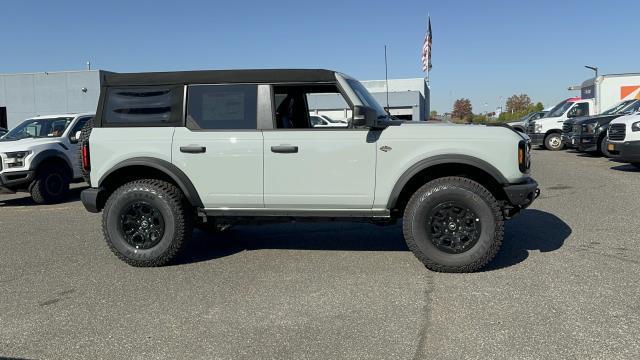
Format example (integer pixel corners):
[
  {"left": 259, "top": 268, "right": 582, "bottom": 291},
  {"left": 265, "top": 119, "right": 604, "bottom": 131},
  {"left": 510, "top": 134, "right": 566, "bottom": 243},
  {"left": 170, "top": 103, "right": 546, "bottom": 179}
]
[{"left": 1, "top": 0, "right": 638, "bottom": 113}]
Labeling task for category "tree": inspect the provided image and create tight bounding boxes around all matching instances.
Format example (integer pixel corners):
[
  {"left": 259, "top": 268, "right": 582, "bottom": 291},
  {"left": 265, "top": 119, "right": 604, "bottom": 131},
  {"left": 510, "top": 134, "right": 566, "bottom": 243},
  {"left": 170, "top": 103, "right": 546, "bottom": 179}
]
[
  {"left": 533, "top": 102, "right": 544, "bottom": 112},
  {"left": 506, "top": 94, "right": 532, "bottom": 113},
  {"left": 430, "top": 110, "right": 438, "bottom": 118},
  {"left": 452, "top": 98, "right": 473, "bottom": 120}
]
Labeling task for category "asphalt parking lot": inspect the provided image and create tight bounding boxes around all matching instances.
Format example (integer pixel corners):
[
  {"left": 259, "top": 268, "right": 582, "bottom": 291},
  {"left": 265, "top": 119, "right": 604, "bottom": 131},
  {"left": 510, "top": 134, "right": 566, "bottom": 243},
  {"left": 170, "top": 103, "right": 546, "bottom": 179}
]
[{"left": 1, "top": 149, "right": 639, "bottom": 360}]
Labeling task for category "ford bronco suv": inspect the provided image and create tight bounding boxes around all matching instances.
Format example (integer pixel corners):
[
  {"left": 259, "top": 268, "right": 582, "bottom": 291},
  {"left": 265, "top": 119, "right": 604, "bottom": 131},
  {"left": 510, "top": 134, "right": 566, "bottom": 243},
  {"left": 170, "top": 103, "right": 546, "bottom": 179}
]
[
  {"left": 80, "top": 69, "right": 539, "bottom": 272},
  {"left": 0, "top": 113, "right": 93, "bottom": 203}
]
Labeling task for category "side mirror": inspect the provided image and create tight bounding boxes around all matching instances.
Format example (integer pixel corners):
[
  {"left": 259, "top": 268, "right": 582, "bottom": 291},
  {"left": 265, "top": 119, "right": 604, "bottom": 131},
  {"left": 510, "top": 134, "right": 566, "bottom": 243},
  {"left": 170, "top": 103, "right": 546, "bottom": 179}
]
[
  {"left": 353, "top": 105, "right": 380, "bottom": 128},
  {"left": 70, "top": 130, "right": 82, "bottom": 144}
]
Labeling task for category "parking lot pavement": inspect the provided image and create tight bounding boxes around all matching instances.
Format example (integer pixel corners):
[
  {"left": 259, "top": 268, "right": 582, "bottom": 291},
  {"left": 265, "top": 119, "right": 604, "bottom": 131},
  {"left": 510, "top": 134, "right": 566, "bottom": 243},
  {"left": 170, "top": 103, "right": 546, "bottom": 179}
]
[{"left": 0, "top": 149, "right": 639, "bottom": 360}]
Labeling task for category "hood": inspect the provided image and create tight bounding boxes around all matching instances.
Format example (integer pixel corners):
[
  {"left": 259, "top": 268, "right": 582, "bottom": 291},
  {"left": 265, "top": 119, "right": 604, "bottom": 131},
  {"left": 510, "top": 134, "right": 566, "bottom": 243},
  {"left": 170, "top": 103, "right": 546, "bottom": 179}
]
[
  {"left": 0, "top": 137, "right": 61, "bottom": 152},
  {"left": 573, "top": 114, "right": 620, "bottom": 126},
  {"left": 388, "top": 121, "right": 526, "bottom": 141},
  {"left": 610, "top": 113, "right": 640, "bottom": 126}
]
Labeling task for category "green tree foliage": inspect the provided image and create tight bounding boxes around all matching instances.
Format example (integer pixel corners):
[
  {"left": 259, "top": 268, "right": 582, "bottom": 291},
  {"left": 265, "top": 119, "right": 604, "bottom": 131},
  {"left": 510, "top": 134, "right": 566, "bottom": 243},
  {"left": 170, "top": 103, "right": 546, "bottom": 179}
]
[
  {"left": 452, "top": 98, "right": 473, "bottom": 121},
  {"left": 497, "top": 95, "right": 545, "bottom": 123}
]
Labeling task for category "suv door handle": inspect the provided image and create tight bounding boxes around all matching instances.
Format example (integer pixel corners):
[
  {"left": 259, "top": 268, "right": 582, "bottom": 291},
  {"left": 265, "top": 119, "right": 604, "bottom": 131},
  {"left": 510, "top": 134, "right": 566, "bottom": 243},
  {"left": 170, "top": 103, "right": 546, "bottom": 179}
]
[
  {"left": 180, "top": 146, "right": 206, "bottom": 154},
  {"left": 271, "top": 145, "right": 298, "bottom": 153}
]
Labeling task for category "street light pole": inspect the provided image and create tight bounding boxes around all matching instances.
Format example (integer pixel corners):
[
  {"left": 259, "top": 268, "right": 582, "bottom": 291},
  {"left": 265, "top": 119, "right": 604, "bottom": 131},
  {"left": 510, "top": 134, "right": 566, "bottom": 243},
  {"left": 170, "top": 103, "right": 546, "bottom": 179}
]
[{"left": 585, "top": 65, "right": 598, "bottom": 78}]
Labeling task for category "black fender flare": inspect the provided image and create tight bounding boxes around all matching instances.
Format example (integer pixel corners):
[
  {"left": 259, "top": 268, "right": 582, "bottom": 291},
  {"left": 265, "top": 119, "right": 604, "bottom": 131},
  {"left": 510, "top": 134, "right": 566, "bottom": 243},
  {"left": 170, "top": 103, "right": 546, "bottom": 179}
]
[
  {"left": 29, "top": 149, "right": 73, "bottom": 175},
  {"left": 386, "top": 154, "right": 508, "bottom": 209},
  {"left": 98, "top": 157, "right": 204, "bottom": 208}
]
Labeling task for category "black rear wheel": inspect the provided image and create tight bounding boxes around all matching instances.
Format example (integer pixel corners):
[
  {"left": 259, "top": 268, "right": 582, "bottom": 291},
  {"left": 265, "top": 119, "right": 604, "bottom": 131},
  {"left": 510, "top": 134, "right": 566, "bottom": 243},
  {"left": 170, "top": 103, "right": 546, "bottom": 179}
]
[
  {"left": 403, "top": 177, "right": 504, "bottom": 273},
  {"left": 102, "top": 179, "right": 192, "bottom": 267}
]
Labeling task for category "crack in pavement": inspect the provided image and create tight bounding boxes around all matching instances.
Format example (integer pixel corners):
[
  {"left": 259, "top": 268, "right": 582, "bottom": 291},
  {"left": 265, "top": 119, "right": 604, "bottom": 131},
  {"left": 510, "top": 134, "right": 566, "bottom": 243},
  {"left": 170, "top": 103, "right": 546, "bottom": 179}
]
[{"left": 412, "top": 272, "right": 435, "bottom": 360}]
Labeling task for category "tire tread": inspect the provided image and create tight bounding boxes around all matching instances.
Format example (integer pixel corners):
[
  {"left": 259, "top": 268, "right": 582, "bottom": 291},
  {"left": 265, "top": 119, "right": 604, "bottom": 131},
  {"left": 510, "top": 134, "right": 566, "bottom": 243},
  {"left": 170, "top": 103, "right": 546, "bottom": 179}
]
[
  {"left": 402, "top": 176, "right": 504, "bottom": 273},
  {"left": 102, "top": 179, "right": 191, "bottom": 267}
]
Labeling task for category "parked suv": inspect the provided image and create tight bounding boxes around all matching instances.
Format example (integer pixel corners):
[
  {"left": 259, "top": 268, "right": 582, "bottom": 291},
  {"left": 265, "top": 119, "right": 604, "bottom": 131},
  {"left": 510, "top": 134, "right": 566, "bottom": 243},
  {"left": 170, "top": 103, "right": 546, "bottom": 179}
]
[
  {"left": 0, "top": 113, "right": 93, "bottom": 203},
  {"left": 569, "top": 99, "right": 640, "bottom": 156},
  {"left": 607, "top": 112, "right": 640, "bottom": 168},
  {"left": 80, "top": 69, "right": 539, "bottom": 273}
]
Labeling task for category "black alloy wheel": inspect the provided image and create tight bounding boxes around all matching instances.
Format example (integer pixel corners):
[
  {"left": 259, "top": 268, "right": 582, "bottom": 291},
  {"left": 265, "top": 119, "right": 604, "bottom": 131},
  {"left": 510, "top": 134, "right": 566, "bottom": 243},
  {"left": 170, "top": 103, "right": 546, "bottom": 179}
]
[
  {"left": 426, "top": 201, "right": 481, "bottom": 254},
  {"left": 119, "top": 201, "right": 166, "bottom": 250}
]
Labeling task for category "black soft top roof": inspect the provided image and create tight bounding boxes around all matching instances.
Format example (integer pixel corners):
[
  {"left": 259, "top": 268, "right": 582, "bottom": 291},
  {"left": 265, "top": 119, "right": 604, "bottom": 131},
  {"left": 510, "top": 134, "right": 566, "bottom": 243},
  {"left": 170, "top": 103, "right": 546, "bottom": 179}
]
[{"left": 100, "top": 69, "right": 339, "bottom": 86}]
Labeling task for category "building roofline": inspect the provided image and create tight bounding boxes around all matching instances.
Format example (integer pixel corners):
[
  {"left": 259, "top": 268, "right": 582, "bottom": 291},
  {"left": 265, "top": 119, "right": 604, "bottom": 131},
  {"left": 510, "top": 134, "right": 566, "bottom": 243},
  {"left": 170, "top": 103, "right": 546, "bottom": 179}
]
[{"left": 0, "top": 69, "right": 100, "bottom": 77}]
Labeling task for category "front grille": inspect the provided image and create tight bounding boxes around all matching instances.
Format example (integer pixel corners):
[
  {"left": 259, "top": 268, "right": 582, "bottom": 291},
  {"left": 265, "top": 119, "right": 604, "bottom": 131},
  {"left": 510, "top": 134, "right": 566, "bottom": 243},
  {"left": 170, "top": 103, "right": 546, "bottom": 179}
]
[
  {"left": 562, "top": 123, "right": 572, "bottom": 134},
  {"left": 527, "top": 122, "right": 536, "bottom": 134},
  {"left": 609, "top": 124, "right": 626, "bottom": 141},
  {"left": 572, "top": 124, "right": 581, "bottom": 134}
]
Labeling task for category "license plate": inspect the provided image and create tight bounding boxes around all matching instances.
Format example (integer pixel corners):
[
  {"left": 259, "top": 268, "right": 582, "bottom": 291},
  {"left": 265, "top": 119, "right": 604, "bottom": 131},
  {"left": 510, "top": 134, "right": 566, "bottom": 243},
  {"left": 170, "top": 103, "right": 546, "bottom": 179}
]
[{"left": 608, "top": 143, "right": 615, "bottom": 151}]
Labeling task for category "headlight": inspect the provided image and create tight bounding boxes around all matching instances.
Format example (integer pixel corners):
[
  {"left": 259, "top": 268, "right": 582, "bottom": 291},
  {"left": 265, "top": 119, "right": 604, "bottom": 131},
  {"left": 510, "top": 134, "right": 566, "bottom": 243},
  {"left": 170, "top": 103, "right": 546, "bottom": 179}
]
[
  {"left": 632, "top": 121, "right": 640, "bottom": 132},
  {"left": 582, "top": 122, "right": 597, "bottom": 134},
  {"left": 535, "top": 123, "right": 542, "bottom": 133},
  {"left": 3, "top": 151, "right": 31, "bottom": 168}
]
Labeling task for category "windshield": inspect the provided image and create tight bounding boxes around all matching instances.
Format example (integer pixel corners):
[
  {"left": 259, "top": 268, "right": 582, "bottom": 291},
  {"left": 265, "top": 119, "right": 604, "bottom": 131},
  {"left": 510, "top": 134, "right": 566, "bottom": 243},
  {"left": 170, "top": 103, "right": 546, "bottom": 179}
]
[
  {"left": 3, "top": 117, "right": 73, "bottom": 140},
  {"left": 546, "top": 101, "right": 574, "bottom": 118},
  {"left": 346, "top": 79, "right": 388, "bottom": 118},
  {"left": 601, "top": 100, "right": 636, "bottom": 115},
  {"left": 620, "top": 100, "right": 640, "bottom": 114}
]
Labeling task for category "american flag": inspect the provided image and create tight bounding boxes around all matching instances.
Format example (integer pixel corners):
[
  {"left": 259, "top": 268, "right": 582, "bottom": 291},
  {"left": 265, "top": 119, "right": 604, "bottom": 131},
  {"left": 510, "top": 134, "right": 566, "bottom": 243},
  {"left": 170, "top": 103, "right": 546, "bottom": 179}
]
[{"left": 422, "top": 17, "right": 432, "bottom": 72}]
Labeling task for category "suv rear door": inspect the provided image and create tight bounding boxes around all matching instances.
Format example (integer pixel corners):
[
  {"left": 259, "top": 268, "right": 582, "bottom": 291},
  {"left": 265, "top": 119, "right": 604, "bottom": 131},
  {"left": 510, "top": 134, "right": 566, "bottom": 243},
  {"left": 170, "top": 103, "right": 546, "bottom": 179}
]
[{"left": 172, "top": 84, "right": 264, "bottom": 208}]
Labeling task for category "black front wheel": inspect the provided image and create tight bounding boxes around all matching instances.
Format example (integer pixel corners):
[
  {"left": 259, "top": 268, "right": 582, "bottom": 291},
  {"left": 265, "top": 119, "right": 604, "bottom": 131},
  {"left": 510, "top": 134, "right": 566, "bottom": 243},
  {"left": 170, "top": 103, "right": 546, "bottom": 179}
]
[
  {"left": 102, "top": 179, "right": 192, "bottom": 267},
  {"left": 599, "top": 136, "right": 611, "bottom": 157},
  {"left": 403, "top": 177, "right": 504, "bottom": 272},
  {"left": 30, "top": 166, "right": 70, "bottom": 204}
]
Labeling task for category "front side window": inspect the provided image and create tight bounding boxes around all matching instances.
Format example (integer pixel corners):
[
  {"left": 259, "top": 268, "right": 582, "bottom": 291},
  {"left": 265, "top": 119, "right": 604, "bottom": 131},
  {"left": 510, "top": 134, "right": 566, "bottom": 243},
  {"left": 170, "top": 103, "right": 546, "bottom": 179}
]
[
  {"left": 104, "top": 87, "right": 179, "bottom": 125},
  {"left": 186, "top": 85, "right": 257, "bottom": 130},
  {"left": 274, "top": 84, "right": 350, "bottom": 129},
  {"left": 2, "top": 117, "right": 73, "bottom": 140},
  {"left": 70, "top": 116, "right": 93, "bottom": 135}
]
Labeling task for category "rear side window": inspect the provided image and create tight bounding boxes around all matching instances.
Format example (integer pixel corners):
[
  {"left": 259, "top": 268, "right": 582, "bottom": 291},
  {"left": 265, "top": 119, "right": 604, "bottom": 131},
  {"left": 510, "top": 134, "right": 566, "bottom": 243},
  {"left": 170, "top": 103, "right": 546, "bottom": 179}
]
[
  {"left": 103, "top": 86, "right": 182, "bottom": 126},
  {"left": 186, "top": 85, "right": 257, "bottom": 130}
]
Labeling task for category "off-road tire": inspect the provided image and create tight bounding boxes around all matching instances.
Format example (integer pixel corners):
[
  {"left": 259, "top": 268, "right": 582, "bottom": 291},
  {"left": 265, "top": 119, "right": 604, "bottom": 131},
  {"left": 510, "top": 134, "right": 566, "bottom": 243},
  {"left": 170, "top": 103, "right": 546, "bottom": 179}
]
[
  {"left": 102, "top": 179, "right": 192, "bottom": 267},
  {"left": 403, "top": 176, "right": 504, "bottom": 273},
  {"left": 599, "top": 135, "right": 611, "bottom": 157},
  {"left": 29, "top": 166, "right": 71, "bottom": 204},
  {"left": 544, "top": 133, "right": 563, "bottom": 151},
  {"left": 77, "top": 119, "right": 93, "bottom": 183}
]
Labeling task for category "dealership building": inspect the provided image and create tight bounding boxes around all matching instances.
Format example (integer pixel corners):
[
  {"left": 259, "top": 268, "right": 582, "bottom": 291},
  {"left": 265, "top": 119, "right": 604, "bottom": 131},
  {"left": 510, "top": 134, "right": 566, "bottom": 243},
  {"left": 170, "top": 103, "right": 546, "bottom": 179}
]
[{"left": 0, "top": 70, "right": 429, "bottom": 129}]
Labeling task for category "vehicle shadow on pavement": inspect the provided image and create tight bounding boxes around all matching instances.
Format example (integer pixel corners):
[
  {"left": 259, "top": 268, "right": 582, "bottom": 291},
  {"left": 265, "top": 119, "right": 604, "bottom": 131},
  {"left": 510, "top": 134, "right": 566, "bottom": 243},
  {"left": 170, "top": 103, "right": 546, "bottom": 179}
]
[
  {"left": 177, "top": 222, "right": 408, "bottom": 265},
  {"left": 610, "top": 164, "right": 640, "bottom": 172},
  {"left": 484, "top": 209, "right": 571, "bottom": 271},
  {"left": 0, "top": 186, "right": 87, "bottom": 207}
]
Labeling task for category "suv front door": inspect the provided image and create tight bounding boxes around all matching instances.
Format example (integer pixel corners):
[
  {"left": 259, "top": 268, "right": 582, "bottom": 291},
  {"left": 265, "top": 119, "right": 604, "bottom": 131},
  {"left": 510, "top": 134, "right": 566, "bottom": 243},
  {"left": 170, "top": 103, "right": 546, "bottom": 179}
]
[
  {"left": 172, "top": 84, "right": 264, "bottom": 208},
  {"left": 262, "top": 85, "right": 377, "bottom": 210}
]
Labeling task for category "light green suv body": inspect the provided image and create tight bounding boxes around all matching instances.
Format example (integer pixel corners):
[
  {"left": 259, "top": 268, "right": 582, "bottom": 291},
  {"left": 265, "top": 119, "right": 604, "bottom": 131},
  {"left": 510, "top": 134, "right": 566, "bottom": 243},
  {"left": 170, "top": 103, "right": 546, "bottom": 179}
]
[{"left": 81, "top": 69, "right": 539, "bottom": 272}]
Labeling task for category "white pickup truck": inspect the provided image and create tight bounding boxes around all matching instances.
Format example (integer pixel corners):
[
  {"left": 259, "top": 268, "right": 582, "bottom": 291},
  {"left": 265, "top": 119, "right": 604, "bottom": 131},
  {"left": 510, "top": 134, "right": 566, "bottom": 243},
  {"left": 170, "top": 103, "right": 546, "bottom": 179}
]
[
  {"left": 527, "top": 97, "right": 594, "bottom": 150},
  {"left": 0, "top": 113, "right": 93, "bottom": 203}
]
